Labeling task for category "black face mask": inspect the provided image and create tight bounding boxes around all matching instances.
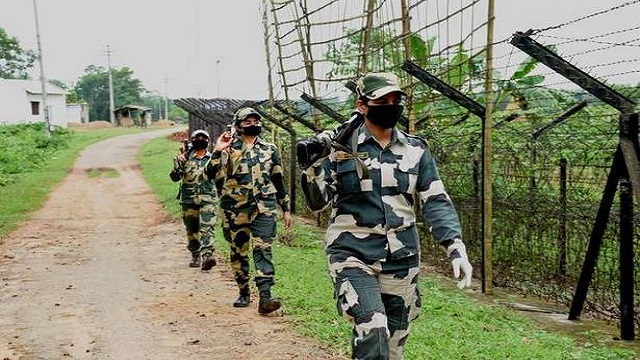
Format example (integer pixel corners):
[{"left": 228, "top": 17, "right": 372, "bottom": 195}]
[
  {"left": 192, "top": 139, "right": 209, "bottom": 150},
  {"left": 241, "top": 125, "right": 262, "bottom": 136},
  {"left": 366, "top": 104, "right": 404, "bottom": 129}
]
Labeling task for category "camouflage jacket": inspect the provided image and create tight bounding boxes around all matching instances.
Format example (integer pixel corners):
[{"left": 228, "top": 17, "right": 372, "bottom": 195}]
[
  {"left": 212, "top": 136, "right": 290, "bottom": 215},
  {"left": 301, "top": 125, "right": 462, "bottom": 262},
  {"left": 169, "top": 151, "right": 219, "bottom": 205}
]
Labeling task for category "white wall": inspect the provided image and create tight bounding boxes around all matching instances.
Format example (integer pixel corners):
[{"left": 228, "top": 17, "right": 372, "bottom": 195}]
[
  {"left": 27, "top": 93, "right": 67, "bottom": 127},
  {"left": 66, "top": 104, "right": 89, "bottom": 124},
  {"left": 0, "top": 79, "right": 68, "bottom": 127},
  {"left": 0, "top": 82, "right": 29, "bottom": 124}
]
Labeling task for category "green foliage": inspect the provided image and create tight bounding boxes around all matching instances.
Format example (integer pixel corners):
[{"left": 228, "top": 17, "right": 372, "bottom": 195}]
[
  {"left": 49, "top": 79, "right": 82, "bottom": 104},
  {"left": 410, "top": 34, "right": 437, "bottom": 69},
  {"left": 324, "top": 28, "right": 363, "bottom": 79},
  {"left": 0, "top": 123, "right": 73, "bottom": 185},
  {"left": 74, "top": 65, "right": 145, "bottom": 121},
  {"left": 139, "top": 92, "right": 164, "bottom": 120},
  {"left": 139, "top": 92, "right": 189, "bottom": 121},
  {"left": 443, "top": 44, "right": 471, "bottom": 89},
  {"left": 492, "top": 53, "right": 548, "bottom": 112},
  {"left": 612, "top": 83, "right": 640, "bottom": 105},
  {"left": 325, "top": 27, "right": 418, "bottom": 79},
  {"left": 168, "top": 106, "right": 188, "bottom": 121},
  {"left": 0, "top": 27, "right": 37, "bottom": 79}
]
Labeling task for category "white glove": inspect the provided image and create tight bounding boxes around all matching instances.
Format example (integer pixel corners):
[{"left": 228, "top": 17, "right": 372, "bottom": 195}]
[{"left": 445, "top": 238, "right": 473, "bottom": 289}]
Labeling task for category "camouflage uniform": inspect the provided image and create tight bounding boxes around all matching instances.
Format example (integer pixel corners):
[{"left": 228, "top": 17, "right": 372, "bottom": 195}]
[
  {"left": 212, "top": 135, "right": 290, "bottom": 297},
  {"left": 170, "top": 146, "right": 220, "bottom": 267},
  {"left": 302, "top": 122, "right": 463, "bottom": 359}
]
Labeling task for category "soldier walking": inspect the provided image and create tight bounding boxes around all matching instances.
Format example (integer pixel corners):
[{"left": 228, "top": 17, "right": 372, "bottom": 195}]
[
  {"left": 212, "top": 107, "right": 292, "bottom": 314},
  {"left": 300, "top": 72, "right": 473, "bottom": 359},
  {"left": 169, "top": 129, "right": 219, "bottom": 271}
]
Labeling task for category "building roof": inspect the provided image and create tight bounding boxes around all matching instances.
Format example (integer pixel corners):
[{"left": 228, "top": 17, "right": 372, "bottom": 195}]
[
  {"left": 114, "top": 105, "right": 151, "bottom": 112},
  {"left": 0, "top": 79, "right": 67, "bottom": 95}
]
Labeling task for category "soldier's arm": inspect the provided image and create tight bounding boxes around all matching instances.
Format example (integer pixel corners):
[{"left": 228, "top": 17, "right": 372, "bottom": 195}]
[
  {"left": 169, "top": 155, "right": 185, "bottom": 182},
  {"left": 412, "top": 137, "right": 472, "bottom": 288},
  {"left": 300, "top": 155, "right": 334, "bottom": 212},
  {"left": 270, "top": 147, "right": 290, "bottom": 212},
  {"left": 209, "top": 150, "right": 226, "bottom": 195},
  {"left": 416, "top": 145, "right": 462, "bottom": 245}
]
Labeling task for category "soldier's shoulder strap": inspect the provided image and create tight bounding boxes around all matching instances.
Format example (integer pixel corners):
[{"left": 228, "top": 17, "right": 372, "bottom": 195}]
[{"left": 400, "top": 130, "right": 430, "bottom": 149}]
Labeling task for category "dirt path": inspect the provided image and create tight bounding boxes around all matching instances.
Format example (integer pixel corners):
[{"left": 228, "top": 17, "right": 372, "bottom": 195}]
[{"left": 0, "top": 129, "right": 343, "bottom": 360}]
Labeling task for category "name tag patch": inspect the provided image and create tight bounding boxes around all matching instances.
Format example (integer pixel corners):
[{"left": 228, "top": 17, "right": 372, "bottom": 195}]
[{"left": 335, "top": 151, "right": 369, "bottom": 161}]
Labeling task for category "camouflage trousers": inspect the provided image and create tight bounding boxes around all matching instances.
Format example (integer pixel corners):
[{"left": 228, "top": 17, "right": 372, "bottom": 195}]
[
  {"left": 328, "top": 254, "right": 421, "bottom": 360},
  {"left": 222, "top": 211, "right": 277, "bottom": 294},
  {"left": 181, "top": 203, "right": 216, "bottom": 256}
]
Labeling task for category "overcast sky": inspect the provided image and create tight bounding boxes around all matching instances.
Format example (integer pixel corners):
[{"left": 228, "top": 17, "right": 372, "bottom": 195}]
[
  {"left": 1, "top": 0, "right": 266, "bottom": 99},
  {"left": 1, "top": 1, "right": 636, "bottom": 100}
]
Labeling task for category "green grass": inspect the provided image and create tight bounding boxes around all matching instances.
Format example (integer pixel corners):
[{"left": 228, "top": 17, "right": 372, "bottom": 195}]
[
  {"left": 138, "top": 135, "right": 637, "bottom": 359},
  {"left": 138, "top": 134, "right": 183, "bottom": 217},
  {"left": 0, "top": 125, "right": 152, "bottom": 242}
]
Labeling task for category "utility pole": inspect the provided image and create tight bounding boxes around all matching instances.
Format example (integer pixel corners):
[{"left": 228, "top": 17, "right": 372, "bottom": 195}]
[
  {"left": 400, "top": 0, "right": 415, "bottom": 134},
  {"left": 32, "top": 0, "right": 51, "bottom": 137},
  {"left": 360, "top": 0, "right": 376, "bottom": 74},
  {"left": 216, "top": 59, "right": 221, "bottom": 98},
  {"left": 106, "top": 44, "right": 115, "bottom": 124},
  {"left": 164, "top": 76, "right": 169, "bottom": 120},
  {"left": 482, "top": 0, "right": 495, "bottom": 295}
]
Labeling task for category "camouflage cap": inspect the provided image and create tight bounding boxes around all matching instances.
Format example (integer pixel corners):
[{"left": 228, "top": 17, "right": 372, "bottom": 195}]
[
  {"left": 234, "top": 107, "right": 262, "bottom": 124},
  {"left": 190, "top": 129, "right": 210, "bottom": 139},
  {"left": 356, "top": 72, "right": 406, "bottom": 100}
]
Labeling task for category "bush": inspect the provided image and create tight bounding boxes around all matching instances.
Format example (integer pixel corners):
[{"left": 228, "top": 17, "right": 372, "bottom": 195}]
[{"left": 0, "top": 122, "right": 73, "bottom": 185}]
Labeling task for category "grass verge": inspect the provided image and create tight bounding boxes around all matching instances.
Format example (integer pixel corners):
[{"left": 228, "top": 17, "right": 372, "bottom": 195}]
[
  {"left": 0, "top": 126, "right": 151, "bottom": 243},
  {"left": 140, "top": 135, "right": 637, "bottom": 360}
]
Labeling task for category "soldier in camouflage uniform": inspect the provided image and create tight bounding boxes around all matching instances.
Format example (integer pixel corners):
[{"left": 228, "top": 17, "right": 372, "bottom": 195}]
[
  {"left": 212, "top": 107, "right": 292, "bottom": 314},
  {"left": 169, "top": 129, "right": 219, "bottom": 271},
  {"left": 300, "top": 73, "right": 473, "bottom": 360}
]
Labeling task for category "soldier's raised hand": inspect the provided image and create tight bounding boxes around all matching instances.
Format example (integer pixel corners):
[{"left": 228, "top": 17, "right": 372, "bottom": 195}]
[
  {"left": 214, "top": 131, "right": 233, "bottom": 151},
  {"left": 175, "top": 153, "right": 187, "bottom": 166}
]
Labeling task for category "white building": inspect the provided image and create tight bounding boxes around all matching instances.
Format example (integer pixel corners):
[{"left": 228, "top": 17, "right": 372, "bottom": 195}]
[
  {"left": 66, "top": 103, "right": 90, "bottom": 124},
  {"left": 0, "top": 79, "right": 72, "bottom": 127}
]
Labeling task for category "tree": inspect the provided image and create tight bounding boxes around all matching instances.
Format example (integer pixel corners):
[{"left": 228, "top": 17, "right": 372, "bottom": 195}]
[
  {"left": 50, "top": 79, "right": 81, "bottom": 104},
  {"left": 74, "top": 65, "right": 145, "bottom": 121},
  {"left": 0, "top": 27, "right": 37, "bottom": 79},
  {"left": 139, "top": 91, "right": 188, "bottom": 121},
  {"left": 139, "top": 92, "right": 165, "bottom": 120}
]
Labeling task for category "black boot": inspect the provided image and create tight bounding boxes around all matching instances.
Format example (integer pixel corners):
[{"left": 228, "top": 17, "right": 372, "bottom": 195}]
[
  {"left": 233, "top": 290, "right": 251, "bottom": 308},
  {"left": 258, "top": 289, "right": 282, "bottom": 314},
  {"left": 189, "top": 252, "right": 201, "bottom": 268},
  {"left": 201, "top": 252, "right": 216, "bottom": 271}
]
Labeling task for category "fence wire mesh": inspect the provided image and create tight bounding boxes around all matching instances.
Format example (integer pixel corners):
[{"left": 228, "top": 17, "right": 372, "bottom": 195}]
[{"left": 263, "top": 0, "right": 640, "bottom": 326}]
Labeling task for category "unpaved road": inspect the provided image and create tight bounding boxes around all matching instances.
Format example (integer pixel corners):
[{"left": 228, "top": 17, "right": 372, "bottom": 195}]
[{"left": 0, "top": 129, "right": 343, "bottom": 360}]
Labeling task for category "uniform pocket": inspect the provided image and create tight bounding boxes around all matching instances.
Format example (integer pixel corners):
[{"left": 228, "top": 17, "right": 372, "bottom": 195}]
[
  {"left": 335, "top": 277, "right": 358, "bottom": 320},
  {"left": 396, "top": 167, "right": 418, "bottom": 195},
  {"left": 260, "top": 183, "right": 277, "bottom": 196},
  {"left": 336, "top": 160, "right": 361, "bottom": 194}
]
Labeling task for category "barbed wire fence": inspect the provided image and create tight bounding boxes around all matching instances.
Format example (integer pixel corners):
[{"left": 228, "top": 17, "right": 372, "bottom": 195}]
[{"left": 261, "top": 0, "right": 640, "bottom": 334}]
